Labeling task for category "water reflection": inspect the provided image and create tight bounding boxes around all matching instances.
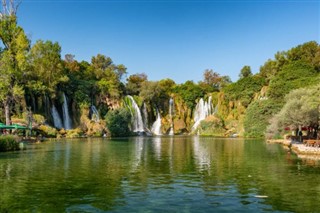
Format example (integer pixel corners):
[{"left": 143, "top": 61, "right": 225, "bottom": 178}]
[
  {"left": 0, "top": 137, "right": 320, "bottom": 212},
  {"left": 193, "top": 136, "right": 211, "bottom": 172},
  {"left": 152, "top": 136, "right": 162, "bottom": 161},
  {"left": 131, "top": 137, "right": 144, "bottom": 171}
]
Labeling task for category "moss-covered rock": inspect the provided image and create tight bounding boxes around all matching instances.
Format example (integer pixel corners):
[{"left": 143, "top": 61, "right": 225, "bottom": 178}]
[{"left": 80, "top": 106, "right": 106, "bottom": 137}]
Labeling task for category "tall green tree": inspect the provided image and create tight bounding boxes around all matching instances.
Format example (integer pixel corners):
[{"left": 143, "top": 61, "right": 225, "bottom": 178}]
[
  {"left": 0, "top": 1, "right": 29, "bottom": 124},
  {"left": 239, "top": 65, "right": 252, "bottom": 79},
  {"left": 173, "top": 81, "right": 204, "bottom": 110},
  {"left": 266, "top": 84, "right": 320, "bottom": 138},
  {"left": 126, "top": 73, "right": 148, "bottom": 95},
  {"left": 90, "top": 54, "right": 127, "bottom": 100},
  {"left": 267, "top": 61, "right": 318, "bottom": 100},
  {"left": 28, "top": 40, "right": 68, "bottom": 97}
]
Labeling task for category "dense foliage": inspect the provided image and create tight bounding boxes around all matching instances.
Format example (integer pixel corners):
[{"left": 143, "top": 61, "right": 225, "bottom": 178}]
[
  {"left": 105, "top": 108, "right": 132, "bottom": 137},
  {"left": 244, "top": 100, "right": 282, "bottom": 138},
  {"left": 223, "top": 75, "right": 266, "bottom": 107},
  {"left": 173, "top": 81, "right": 204, "bottom": 110},
  {"left": 267, "top": 61, "right": 319, "bottom": 100},
  {"left": 0, "top": 135, "right": 20, "bottom": 152},
  {"left": 0, "top": 2, "right": 319, "bottom": 138},
  {"left": 266, "top": 84, "right": 320, "bottom": 138}
]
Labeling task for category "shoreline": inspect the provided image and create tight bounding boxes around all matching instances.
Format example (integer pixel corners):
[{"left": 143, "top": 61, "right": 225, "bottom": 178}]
[{"left": 267, "top": 138, "right": 320, "bottom": 158}]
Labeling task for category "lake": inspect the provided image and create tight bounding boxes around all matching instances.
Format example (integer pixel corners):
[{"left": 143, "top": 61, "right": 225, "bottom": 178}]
[{"left": 0, "top": 136, "right": 320, "bottom": 212}]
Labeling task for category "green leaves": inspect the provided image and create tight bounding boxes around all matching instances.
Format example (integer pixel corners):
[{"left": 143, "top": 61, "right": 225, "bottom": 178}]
[
  {"left": 244, "top": 99, "right": 282, "bottom": 138},
  {"left": 239, "top": 65, "right": 252, "bottom": 79},
  {"left": 28, "top": 40, "right": 66, "bottom": 96},
  {"left": 223, "top": 75, "right": 265, "bottom": 107},
  {"left": 105, "top": 108, "right": 132, "bottom": 137},
  {"left": 267, "top": 61, "right": 319, "bottom": 100},
  {"left": 173, "top": 81, "right": 204, "bottom": 110}
]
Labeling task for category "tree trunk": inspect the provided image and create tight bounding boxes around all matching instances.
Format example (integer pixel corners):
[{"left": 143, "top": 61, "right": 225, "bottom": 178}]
[{"left": 4, "top": 99, "right": 11, "bottom": 125}]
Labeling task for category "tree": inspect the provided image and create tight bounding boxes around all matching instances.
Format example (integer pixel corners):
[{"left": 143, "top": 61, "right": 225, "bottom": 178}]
[
  {"left": 90, "top": 54, "right": 126, "bottom": 100},
  {"left": 202, "top": 69, "right": 231, "bottom": 90},
  {"left": 244, "top": 99, "right": 282, "bottom": 138},
  {"left": 287, "top": 41, "right": 320, "bottom": 71},
  {"left": 126, "top": 73, "right": 148, "bottom": 95},
  {"left": 274, "top": 85, "right": 320, "bottom": 129},
  {"left": 28, "top": 40, "right": 68, "bottom": 96},
  {"left": 259, "top": 41, "right": 320, "bottom": 82},
  {"left": 0, "top": 0, "right": 29, "bottom": 124},
  {"left": 64, "top": 54, "right": 80, "bottom": 73},
  {"left": 140, "top": 81, "right": 165, "bottom": 108},
  {"left": 105, "top": 108, "right": 132, "bottom": 137},
  {"left": 239, "top": 65, "right": 252, "bottom": 79},
  {"left": 173, "top": 81, "right": 204, "bottom": 109},
  {"left": 267, "top": 61, "right": 318, "bottom": 100},
  {"left": 223, "top": 75, "right": 265, "bottom": 107},
  {"left": 266, "top": 84, "right": 320, "bottom": 139}
]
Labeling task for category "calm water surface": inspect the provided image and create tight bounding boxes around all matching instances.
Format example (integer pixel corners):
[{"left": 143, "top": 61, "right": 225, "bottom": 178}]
[{"left": 1, "top": 136, "right": 320, "bottom": 212}]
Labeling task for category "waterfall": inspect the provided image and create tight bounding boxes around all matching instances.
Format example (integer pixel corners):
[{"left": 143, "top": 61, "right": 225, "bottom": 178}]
[
  {"left": 169, "top": 98, "right": 174, "bottom": 135},
  {"left": 62, "top": 93, "right": 72, "bottom": 130},
  {"left": 90, "top": 105, "right": 100, "bottom": 122},
  {"left": 151, "top": 110, "right": 162, "bottom": 135},
  {"left": 169, "top": 126, "right": 174, "bottom": 136},
  {"left": 142, "top": 103, "right": 148, "bottom": 129},
  {"left": 192, "top": 96, "right": 212, "bottom": 130},
  {"left": 127, "top": 96, "right": 144, "bottom": 132},
  {"left": 51, "top": 104, "right": 63, "bottom": 129}
]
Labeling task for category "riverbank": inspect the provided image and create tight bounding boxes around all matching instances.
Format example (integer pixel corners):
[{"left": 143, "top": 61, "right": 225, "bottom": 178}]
[{"left": 267, "top": 138, "right": 320, "bottom": 159}]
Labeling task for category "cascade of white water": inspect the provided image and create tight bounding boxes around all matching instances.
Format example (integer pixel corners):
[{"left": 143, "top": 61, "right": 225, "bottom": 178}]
[
  {"left": 169, "top": 126, "right": 174, "bottom": 136},
  {"left": 91, "top": 105, "right": 100, "bottom": 122},
  {"left": 169, "top": 98, "right": 174, "bottom": 135},
  {"left": 192, "top": 96, "right": 213, "bottom": 130},
  {"left": 142, "top": 103, "right": 148, "bottom": 129},
  {"left": 127, "top": 95, "right": 144, "bottom": 132},
  {"left": 62, "top": 93, "right": 72, "bottom": 130},
  {"left": 51, "top": 104, "right": 63, "bottom": 129},
  {"left": 151, "top": 111, "right": 162, "bottom": 135}
]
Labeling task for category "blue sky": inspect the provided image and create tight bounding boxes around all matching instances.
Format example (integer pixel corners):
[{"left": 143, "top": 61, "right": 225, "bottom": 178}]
[{"left": 18, "top": 0, "right": 319, "bottom": 83}]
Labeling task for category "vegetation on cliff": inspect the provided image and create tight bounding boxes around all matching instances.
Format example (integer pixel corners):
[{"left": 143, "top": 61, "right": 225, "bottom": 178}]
[{"left": 0, "top": 1, "right": 319, "bottom": 138}]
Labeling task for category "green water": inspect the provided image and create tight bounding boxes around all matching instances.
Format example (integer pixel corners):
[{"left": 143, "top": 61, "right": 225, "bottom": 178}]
[{"left": 0, "top": 136, "right": 320, "bottom": 212}]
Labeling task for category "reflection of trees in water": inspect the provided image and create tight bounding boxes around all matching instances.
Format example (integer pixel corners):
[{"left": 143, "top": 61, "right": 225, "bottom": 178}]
[{"left": 1, "top": 138, "right": 320, "bottom": 212}]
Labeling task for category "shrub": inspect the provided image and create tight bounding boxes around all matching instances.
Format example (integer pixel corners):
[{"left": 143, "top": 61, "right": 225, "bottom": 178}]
[
  {"left": 105, "top": 108, "right": 132, "bottom": 137},
  {"left": 65, "top": 128, "right": 84, "bottom": 138},
  {"left": 37, "top": 125, "right": 57, "bottom": 137},
  {"left": 197, "top": 115, "right": 226, "bottom": 136},
  {"left": 244, "top": 99, "right": 282, "bottom": 138},
  {"left": 0, "top": 135, "right": 20, "bottom": 152}
]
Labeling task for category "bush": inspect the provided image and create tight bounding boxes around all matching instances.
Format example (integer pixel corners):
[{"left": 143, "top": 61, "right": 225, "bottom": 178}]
[
  {"left": 65, "top": 128, "right": 84, "bottom": 138},
  {"left": 223, "top": 75, "right": 266, "bottom": 107},
  {"left": 105, "top": 108, "right": 132, "bottom": 137},
  {"left": 197, "top": 115, "right": 226, "bottom": 136},
  {"left": 244, "top": 99, "right": 282, "bottom": 138},
  {"left": 0, "top": 135, "right": 20, "bottom": 152},
  {"left": 37, "top": 125, "right": 57, "bottom": 137}
]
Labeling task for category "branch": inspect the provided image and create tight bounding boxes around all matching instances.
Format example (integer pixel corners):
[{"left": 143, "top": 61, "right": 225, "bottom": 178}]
[{"left": 0, "top": 0, "right": 20, "bottom": 17}]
